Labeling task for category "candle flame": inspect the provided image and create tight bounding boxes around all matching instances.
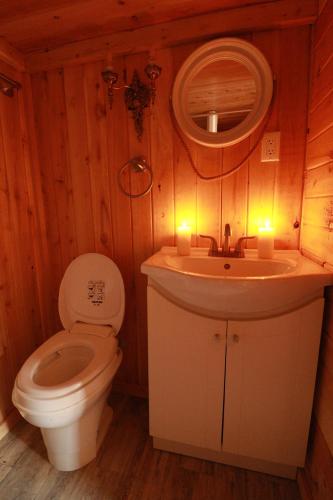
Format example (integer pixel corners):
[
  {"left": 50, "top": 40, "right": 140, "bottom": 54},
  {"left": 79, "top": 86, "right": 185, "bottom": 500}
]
[
  {"left": 177, "top": 221, "right": 191, "bottom": 233},
  {"left": 258, "top": 219, "right": 274, "bottom": 233}
]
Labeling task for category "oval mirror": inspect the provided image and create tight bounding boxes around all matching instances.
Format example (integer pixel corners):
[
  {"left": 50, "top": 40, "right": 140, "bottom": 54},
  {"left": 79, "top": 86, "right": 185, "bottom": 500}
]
[{"left": 172, "top": 38, "right": 273, "bottom": 148}]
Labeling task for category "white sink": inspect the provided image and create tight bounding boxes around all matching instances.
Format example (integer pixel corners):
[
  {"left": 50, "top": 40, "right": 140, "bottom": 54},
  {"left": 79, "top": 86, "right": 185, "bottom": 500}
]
[
  {"left": 141, "top": 247, "right": 333, "bottom": 319},
  {"left": 163, "top": 254, "right": 296, "bottom": 277}
]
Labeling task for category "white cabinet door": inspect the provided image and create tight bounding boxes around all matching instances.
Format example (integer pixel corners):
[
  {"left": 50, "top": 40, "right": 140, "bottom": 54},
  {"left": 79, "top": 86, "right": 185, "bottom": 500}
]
[
  {"left": 223, "top": 298, "right": 324, "bottom": 466},
  {"left": 148, "top": 286, "right": 226, "bottom": 451}
]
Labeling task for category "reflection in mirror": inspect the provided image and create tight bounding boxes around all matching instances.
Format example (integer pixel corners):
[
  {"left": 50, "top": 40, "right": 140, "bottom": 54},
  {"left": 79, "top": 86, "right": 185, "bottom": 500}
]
[
  {"left": 172, "top": 37, "right": 273, "bottom": 147},
  {"left": 187, "top": 59, "right": 257, "bottom": 133}
]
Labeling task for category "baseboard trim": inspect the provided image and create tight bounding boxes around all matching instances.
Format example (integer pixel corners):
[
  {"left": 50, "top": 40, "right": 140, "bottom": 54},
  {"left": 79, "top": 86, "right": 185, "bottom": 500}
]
[{"left": 0, "top": 408, "right": 21, "bottom": 441}]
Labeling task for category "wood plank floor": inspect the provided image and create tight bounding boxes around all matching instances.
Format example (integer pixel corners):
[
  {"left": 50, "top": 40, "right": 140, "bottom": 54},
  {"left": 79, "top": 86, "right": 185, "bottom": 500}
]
[{"left": 0, "top": 394, "right": 301, "bottom": 500}]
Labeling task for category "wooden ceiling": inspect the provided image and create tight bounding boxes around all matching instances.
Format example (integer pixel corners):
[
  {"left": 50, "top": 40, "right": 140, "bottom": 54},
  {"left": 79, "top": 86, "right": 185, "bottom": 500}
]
[{"left": 0, "top": 0, "right": 281, "bottom": 54}]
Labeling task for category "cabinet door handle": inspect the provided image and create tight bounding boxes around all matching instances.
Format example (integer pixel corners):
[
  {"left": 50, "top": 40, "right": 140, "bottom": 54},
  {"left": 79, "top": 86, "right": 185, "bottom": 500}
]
[
  {"left": 214, "top": 333, "right": 221, "bottom": 340},
  {"left": 232, "top": 334, "right": 239, "bottom": 343}
]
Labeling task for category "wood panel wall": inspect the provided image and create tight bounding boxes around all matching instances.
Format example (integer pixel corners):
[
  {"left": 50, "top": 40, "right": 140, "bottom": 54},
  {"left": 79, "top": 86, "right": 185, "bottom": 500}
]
[
  {"left": 0, "top": 59, "right": 44, "bottom": 436},
  {"left": 300, "top": 1, "right": 333, "bottom": 498},
  {"left": 29, "top": 26, "right": 310, "bottom": 396}
]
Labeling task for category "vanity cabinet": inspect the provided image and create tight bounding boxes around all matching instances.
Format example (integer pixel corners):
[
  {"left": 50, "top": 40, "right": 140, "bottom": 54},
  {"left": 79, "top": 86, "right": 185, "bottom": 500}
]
[
  {"left": 148, "top": 285, "right": 226, "bottom": 451},
  {"left": 147, "top": 285, "right": 324, "bottom": 472}
]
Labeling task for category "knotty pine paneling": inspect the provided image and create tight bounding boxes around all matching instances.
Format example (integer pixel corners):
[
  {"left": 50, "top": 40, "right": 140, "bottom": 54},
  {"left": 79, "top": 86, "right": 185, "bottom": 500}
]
[
  {"left": 0, "top": 0, "right": 279, "bottom": 54},
  {"left": 24, "top": 0, "right": 317, "bottom": 73},
  {"left": 0, "top": 59, "right": 44, "bottom": 428},
  {"left": 300, "top": 0, "right": 333, "bottom": 499},
  {"left": 30, "top": 27, "right": 310, "bottom": 394}
]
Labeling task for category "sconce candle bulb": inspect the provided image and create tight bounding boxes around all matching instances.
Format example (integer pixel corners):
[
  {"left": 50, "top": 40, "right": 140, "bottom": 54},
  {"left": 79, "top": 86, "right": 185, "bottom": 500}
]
[
  {"left": 101, "top": 66, "right": 119, "bottom": 109},
  {"left": 144, "top": 62, "right": 162, "bottom": 104}
]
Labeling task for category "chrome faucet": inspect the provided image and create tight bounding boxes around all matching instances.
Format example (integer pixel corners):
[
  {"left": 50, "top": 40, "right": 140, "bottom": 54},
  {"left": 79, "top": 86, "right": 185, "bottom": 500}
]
[
  {"left": 222, "top": 223, "right": 231, "bottom": 255},
  {"left": 234, "top": 235, "right": 256, "bottom": 257},
  {"left": 200, "top": 224, "right": 256, "bottom": 258}
]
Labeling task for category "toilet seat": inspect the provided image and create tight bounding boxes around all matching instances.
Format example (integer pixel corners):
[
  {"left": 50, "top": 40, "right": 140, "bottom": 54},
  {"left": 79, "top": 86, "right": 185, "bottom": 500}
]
[
  {"left": 13, "top": 329, "right": 122, "bottom": 419},
  {"left": 16, "top": 328, "right": 118, "bottom": 400},
  {"left": 13, "top": 347, "right": 122, "bottom": 424}
]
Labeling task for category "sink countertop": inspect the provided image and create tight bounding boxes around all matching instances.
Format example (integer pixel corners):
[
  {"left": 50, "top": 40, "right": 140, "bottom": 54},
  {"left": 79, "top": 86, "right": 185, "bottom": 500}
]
[
  {"left": 141, "top": 247, "right": 333, "bottom": 320},
  {"left": 142, "top": 247, "right": 332, "bottom": 279}
]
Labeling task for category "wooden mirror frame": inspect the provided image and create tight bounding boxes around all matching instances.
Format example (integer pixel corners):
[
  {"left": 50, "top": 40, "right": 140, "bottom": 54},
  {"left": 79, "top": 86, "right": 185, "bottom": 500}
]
[{"left": 172, "top": 38, "right": 273, "bottom": 148}]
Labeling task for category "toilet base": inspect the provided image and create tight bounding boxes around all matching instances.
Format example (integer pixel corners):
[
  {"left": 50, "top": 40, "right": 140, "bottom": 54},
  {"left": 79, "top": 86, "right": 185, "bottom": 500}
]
[{"left": 41, "top": 394, "right": 113, "bottom": 471}]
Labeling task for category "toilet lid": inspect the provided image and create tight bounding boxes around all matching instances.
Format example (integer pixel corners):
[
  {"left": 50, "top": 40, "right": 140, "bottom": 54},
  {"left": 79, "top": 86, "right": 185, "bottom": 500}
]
[{"left": 59, "top": 253, "right": 125, "bottom": 334}]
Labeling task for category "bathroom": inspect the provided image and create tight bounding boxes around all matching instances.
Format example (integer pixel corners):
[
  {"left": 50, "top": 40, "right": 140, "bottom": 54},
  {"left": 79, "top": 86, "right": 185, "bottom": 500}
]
[{"left": 0, "top": 0, "right": 332, "bottom": 498}]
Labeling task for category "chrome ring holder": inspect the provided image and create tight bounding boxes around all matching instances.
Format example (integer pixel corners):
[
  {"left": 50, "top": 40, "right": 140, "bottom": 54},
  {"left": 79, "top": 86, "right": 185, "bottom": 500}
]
[{"left": 117, "top": 156, "right": 153, "bottom": 198}]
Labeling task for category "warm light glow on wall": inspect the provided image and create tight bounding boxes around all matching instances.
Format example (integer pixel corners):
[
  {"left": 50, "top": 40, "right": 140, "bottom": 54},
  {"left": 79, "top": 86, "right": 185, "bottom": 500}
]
[
  {"left": 248, "top": 206, "right": 276, "bottom": 236},
  {"left": 175, "top": 208, "right": 196, "bottom": 234}
]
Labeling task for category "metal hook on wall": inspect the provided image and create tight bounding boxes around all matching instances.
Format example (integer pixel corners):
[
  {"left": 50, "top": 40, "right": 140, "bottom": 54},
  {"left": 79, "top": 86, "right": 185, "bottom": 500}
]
[{"left": 0, "top": 72, "right": 21, "bottom": 97}]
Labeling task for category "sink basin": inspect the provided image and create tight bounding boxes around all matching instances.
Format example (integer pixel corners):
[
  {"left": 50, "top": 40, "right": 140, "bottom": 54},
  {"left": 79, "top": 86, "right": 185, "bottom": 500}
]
[
  {"left": 163, "top": 255, "right": 296, "bottom": 277},
  {"left": 141, "top": 247, "right": 333, "bottom": 319}
]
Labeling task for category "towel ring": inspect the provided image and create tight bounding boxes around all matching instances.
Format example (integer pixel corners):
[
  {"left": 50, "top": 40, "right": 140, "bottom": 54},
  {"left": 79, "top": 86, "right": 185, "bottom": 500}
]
[{"left": 117, "top": 156, "right": 153, "bottom": 198}]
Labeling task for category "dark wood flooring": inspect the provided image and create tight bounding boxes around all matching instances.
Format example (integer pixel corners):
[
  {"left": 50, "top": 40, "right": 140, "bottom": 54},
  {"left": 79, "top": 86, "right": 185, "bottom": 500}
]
[{"left": 0, "top": 394, "right": 301, "bottom": 500}]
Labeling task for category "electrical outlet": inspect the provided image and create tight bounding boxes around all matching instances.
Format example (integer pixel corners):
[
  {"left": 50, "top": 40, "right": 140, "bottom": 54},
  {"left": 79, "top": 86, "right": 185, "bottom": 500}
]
[{"left": 261, "top": 131, "right": 280, "bottom": 162}]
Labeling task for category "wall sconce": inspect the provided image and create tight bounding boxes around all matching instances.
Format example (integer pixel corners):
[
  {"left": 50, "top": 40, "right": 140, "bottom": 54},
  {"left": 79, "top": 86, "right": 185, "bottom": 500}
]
[
  {"left": 101, "top": 67, "right": 119, "bottom": 109},
  {"left": 0, "top": 72, "right": 21, "bottom": 97},
  {"left": 101, "top": 61, "right": 162, "bottom": 141}
]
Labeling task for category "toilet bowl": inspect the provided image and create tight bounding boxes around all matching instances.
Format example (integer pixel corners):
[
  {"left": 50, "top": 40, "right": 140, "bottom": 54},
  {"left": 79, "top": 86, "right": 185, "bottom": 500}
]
[{"left": 12, "top": 253, "right": 125, "bottom": 471}]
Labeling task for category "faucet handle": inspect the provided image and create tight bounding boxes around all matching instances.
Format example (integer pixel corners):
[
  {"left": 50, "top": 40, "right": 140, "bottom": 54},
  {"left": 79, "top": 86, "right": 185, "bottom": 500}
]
[
  {"left": 199, "top": 234, "right": 219, "bottom": 256},
  {"left": 234, "top": 236, "right": 256, "bottom": 257}
]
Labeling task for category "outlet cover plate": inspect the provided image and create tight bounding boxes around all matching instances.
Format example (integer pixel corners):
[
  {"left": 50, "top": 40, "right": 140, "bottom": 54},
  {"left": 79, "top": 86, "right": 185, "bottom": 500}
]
[{"left": 261, "top": 131, "right": 280, "bottom": 162}]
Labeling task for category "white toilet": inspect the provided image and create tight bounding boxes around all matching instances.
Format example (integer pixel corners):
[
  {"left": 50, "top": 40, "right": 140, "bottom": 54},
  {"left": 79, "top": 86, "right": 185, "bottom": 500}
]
[{"left": 12, "top": 253, "right": 124, "bottom": 472}]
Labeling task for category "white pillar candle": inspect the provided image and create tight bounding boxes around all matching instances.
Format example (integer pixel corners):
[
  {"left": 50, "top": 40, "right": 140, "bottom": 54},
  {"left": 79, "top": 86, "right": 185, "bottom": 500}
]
[
  {"left": 258, "top": 226, "right": 274, "bottom": 259},
  {"left": 177, "top": 223, "right": 191, "bottom": 256}
]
